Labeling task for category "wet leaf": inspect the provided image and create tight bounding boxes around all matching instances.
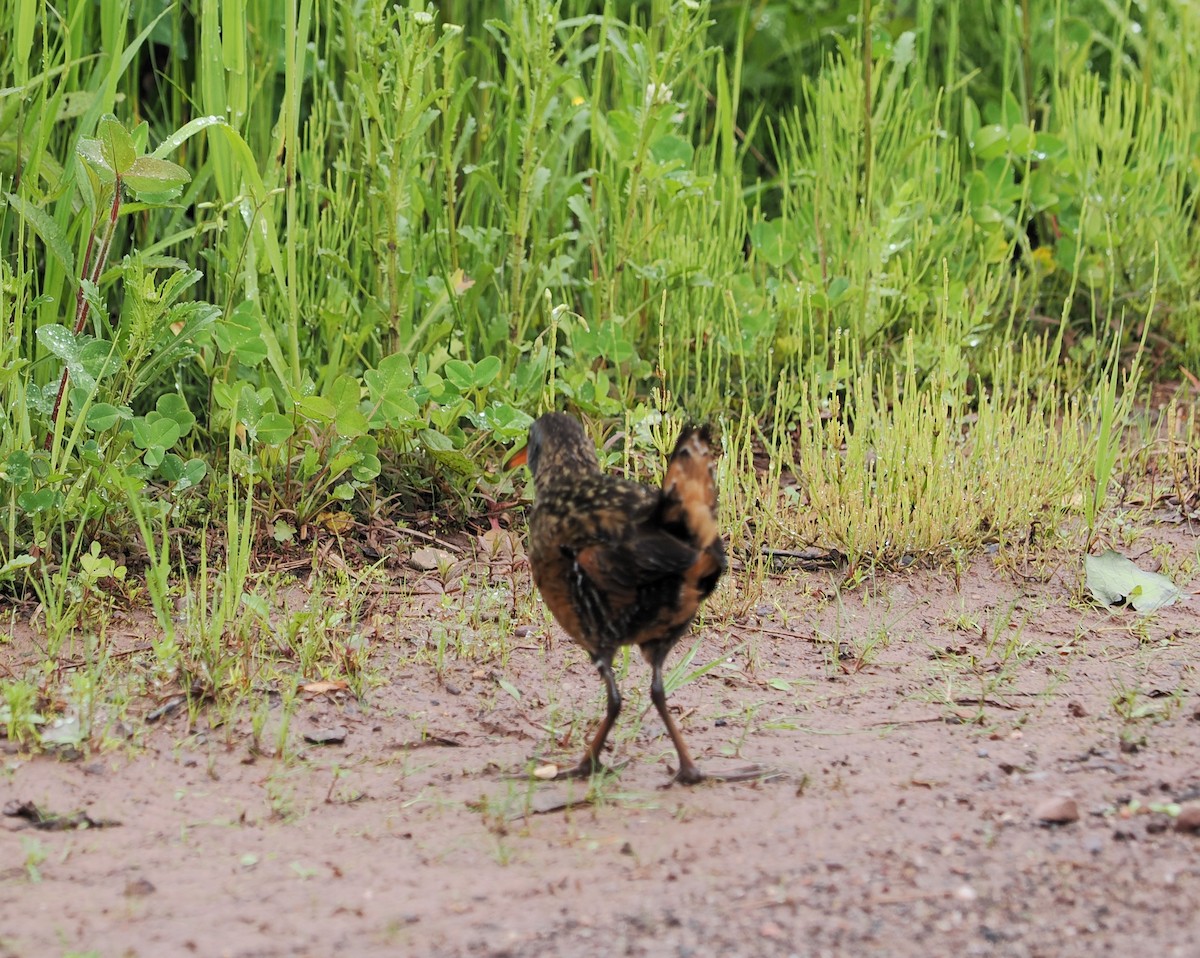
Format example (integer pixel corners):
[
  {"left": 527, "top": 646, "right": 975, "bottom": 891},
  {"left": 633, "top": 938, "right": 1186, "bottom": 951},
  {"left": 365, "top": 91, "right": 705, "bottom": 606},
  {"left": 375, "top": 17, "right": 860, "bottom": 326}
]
[
  {"left": 124, "top": 155, "right": 191, "bottom": 197},
  {"left": 317, "top": 510, "right": 355, "bottom": 534},
  {"left": 97, "top": 114, "right": 136, "bottom": 174},
  {"left": 497, "top": 676, "right": 521, "bottom": 701},
  {"left": 1084, "top": 550, "right": 1182, "bottom": 612}
]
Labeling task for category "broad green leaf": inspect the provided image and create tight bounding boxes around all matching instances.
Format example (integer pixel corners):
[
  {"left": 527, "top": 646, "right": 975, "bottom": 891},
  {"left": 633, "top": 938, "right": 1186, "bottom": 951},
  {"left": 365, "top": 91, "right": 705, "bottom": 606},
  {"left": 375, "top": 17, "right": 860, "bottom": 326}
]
[
  {"left": 1033, "top": 132, "right": 1066, "bottom": 160},
  {"left": 176, "top": 458, "right": 207, "bottom": 491},
  {"left": 213, "top": 301, "right": 268, "bottom": 366},
  {"left": 235, "top": 385, "right": 267, "bottom": 427},
  {"left": 333, "top": 405, "right": 364, "bottom": 434},
  {"left": 1, "top": 451, "right": 33, "bottom": 485},
  {"left": 157, "top": 452, "right": 185, "bottom": 481},
  {"left": 971, "top": 124, "right": 1008, "bottom": 160},
  {"left": 18, "top": 488, "right": 62, "bottom": 514},
  {"left": 1006, "top": 123, "right": 1035, "bottom": 157},
  {"left": 472, "top": 355, "right": 502, "bottom": 388},
  {"left": 1084, "top": 550, "right": 1182, "bottom": 613},
  {"left": 0, "top": 554, "right": 37, "bottom": 579},
  {"left": 242, "top": 591, "right": 270, "bottom": 620},
  {"left": 999, "top": 90, "right": 1024, "bottom": 128},
  {"left": 156, "top": 394, "right": 196, "bottom": 435},
  {"left": 297, "top": 395, "right": 337, "bottom": 423},
  {"left": 253, "top": 412, "right": 294, "bottom": 445},
  {"left": 479, "top": 403, "right": 533, "bottom": 442},
  {"left": 749, "top": 219, "right": 792, "bottom": 269},
  {"left": 650, "top": 134, "right": 693, "bottom": 168},
  {"left": 328, "top": 374, "right": 361, "bottom": 415},
  {"left": 327, "top": 448, "right": 361, "bottom": 478},
  {"left": 97, "top": 114, "right": 136, "bottom": 174},
  {"left": 443, "top": 359, "right": 475, "bottom": 391},
  {"left": 297, "top": 445, "right": 320, "bottom": 479},
  {"left": 212, "top": 379, "right": 243, "bottom": 412},
  {"left": 130, "top": 120, "right": 150, "bottom": 154},
  {"left": 86, "top": 403, "right": 130, "bottom": 431},
  {"left": 601, "top": 109, "right": 638, "bottom": 159},
  {"left": 131, "top": 413, "right": 182, "bottom": 451},
  {"left": 364, "top": 354, "right": 418, "bottom": 427},
  {"left": 76, "top": 137, "right": 116, "bottom": 181},
  {"left": 350, "top": 454, "right": 381, "bottom": 483},
  {"left": 330, "top": 375, "right": 368, "bottom": 438},
  {"left": 36, "top": 325, "right": 117, "bottom": 391},
  {"left": 124, "top": 155, "right": 191, "bottom": 196},
  {"left": 36, "top": 324, "right": 81, "bottom": 363},
  {"left": 420, "top": 429, "right": 475, "bottom": 476},
  {"left": 79, "top": 339, "right": 122, "bottom": 384}
]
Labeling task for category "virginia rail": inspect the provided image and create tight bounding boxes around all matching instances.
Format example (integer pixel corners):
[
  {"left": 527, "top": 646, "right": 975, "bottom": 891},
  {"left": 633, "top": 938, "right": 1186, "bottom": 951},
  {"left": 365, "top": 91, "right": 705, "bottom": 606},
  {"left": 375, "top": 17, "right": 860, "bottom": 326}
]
[{"left": 514, "top": 412, "right": 757, "bottom": 784}]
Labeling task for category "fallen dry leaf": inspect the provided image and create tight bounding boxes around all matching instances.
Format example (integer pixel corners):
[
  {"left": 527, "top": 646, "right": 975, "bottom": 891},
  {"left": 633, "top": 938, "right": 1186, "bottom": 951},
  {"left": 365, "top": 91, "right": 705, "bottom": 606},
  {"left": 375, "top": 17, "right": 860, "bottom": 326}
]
[{"left": 302, "top": 680, "right": 349, "bottom": 695}]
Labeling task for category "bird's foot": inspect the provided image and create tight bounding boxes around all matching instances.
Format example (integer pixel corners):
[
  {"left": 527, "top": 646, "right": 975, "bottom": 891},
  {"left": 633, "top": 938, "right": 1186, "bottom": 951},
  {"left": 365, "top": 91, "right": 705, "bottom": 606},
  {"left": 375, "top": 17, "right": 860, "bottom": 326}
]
[
  {"left": 668, "top": 762, "right": 782, "bottom": 786},
  {"left": 552, "top": 760, "right": 601, "bottom": 781},
  {"left": 554, "top": 757, "right": 626, "bottom": 781}
]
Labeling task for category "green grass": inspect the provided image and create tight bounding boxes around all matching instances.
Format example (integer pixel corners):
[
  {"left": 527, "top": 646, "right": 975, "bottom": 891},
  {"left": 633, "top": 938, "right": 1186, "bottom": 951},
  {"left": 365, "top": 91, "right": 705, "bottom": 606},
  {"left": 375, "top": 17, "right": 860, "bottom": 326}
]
[{"left": 1, "top": 0, "right": 1198, "bottom": 752}]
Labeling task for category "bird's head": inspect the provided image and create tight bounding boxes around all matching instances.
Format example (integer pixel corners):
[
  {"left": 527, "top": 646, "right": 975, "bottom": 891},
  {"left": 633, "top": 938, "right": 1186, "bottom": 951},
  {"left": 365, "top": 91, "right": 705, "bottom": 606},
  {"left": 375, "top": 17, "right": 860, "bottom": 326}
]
[{"left": 508, "top": 412, "right": 600, "bottom": 485}]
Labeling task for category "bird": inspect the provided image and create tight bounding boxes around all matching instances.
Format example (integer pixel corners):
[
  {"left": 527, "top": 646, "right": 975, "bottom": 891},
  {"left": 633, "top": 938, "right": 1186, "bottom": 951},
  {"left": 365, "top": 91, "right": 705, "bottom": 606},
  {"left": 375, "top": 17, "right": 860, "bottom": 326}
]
[{"left": 512, "top": 411, "right": 757, "bottom": 785}]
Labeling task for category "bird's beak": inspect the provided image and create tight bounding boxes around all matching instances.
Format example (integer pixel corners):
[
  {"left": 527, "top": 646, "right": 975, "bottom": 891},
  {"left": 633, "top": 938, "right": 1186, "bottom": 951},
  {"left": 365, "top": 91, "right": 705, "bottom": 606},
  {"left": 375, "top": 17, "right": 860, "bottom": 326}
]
[{"left": 506, "top": 445, "right": 529, "bottom": 469}]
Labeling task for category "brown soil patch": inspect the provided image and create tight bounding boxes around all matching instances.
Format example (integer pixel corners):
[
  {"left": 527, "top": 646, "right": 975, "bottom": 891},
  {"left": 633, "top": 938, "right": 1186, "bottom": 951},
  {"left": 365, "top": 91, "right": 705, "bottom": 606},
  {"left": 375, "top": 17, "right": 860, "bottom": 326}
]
[{"left": 3, "top": 532, "right": 1199, "bottom": 957}]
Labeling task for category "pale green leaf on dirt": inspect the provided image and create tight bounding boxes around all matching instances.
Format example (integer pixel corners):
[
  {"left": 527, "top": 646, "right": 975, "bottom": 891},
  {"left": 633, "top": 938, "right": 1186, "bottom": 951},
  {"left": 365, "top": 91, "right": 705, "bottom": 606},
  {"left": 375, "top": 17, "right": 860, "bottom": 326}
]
[
  {"left": 38, "top": 715, "right": 84, "bottom": 748},
  {"left": 1084, "top": 550, "right": 1182, "bottom": 613},
  {"left": 497, "top": 677, "right": 521, "bottom": 702}
]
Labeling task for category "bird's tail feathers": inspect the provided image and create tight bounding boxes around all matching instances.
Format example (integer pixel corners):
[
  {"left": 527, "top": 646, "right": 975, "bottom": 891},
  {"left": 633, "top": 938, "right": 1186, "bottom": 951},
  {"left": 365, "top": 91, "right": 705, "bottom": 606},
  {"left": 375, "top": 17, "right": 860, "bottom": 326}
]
[{"left": 657, "top": 425, "right": 721, "bottom": 552}]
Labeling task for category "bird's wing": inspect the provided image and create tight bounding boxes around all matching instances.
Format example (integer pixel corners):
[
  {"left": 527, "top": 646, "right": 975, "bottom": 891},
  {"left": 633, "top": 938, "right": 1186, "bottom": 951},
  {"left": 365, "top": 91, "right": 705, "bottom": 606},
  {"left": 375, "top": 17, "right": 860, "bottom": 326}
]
[{"left": 569, "top": 527, "right": 704, "bottom": 650}]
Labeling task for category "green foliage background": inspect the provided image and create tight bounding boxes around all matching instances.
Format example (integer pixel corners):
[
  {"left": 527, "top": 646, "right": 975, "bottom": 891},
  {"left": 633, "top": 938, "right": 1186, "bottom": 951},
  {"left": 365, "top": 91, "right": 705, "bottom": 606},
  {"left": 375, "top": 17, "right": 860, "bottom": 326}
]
[{"left": 1, "top": 0, "right": 1197, "bottom": 583}]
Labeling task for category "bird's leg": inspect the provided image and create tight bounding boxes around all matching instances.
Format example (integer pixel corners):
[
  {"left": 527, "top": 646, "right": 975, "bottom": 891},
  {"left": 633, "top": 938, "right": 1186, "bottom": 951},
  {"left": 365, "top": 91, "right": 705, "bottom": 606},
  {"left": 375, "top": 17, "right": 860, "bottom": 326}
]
[
  {"left": 555, "top": 653, "right": 622, "bottom": 780},
  {"left": 650, "top": 651, "right": 772, "bottom": 786},
  {"left": 648, "top": 654, "right": 704, "bottom": 784}
]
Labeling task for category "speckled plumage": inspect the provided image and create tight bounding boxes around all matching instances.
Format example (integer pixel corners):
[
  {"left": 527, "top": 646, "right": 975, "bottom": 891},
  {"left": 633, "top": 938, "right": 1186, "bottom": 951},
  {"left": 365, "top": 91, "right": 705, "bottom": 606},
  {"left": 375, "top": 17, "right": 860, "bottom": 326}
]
[{"left": 521, "top": 412, "right": 726, "bottom": 784}]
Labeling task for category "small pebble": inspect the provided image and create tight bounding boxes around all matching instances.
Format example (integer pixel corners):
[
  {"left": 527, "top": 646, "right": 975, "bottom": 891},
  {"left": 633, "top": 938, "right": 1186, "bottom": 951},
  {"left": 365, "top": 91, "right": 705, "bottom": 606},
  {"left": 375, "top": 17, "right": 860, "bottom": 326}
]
[
  {"left": 125, "top": 877, "right": 156, "bottom": 897},
  {"left": 1035, "top": 796, "right": 1079, "bottom": 825},
  {"left": 304, "top": 727, "right": 348, "bottom": 745},
  {"left": 1174, "top": 804, "right": 1200, "bottom": 833}
]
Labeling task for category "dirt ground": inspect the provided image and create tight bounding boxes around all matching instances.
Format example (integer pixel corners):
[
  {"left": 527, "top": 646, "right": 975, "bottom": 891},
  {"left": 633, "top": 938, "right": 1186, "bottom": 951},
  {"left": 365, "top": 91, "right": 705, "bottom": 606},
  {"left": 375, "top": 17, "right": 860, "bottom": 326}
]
[{"left": 3, "top": 527, "right": 1199, "bottom": 958}]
